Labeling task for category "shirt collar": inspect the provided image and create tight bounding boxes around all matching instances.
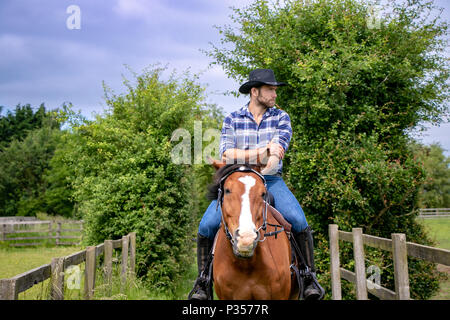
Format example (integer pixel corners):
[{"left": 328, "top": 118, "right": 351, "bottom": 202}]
[{"left": 239, "top": 102, "right": 275, "bottom": 119}]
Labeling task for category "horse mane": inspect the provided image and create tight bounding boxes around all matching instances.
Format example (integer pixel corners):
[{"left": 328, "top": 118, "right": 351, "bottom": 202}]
[{"left": 206, "top": 163, "right": 262, "bottom": 201}]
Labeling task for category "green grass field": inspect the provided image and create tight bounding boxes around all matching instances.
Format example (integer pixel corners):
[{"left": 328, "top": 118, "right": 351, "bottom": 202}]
[
  {"left": 418, "top": 217, "right": 450, "bottom": 250},
  {"left": 418, "top": 217, "right": 450, "bottom": 300},
  {"left": 0, "top": 245, "right": 84, "bottom": 299},
  {"left": 0, "top": 243, "right": 196, "bottom": 300}
]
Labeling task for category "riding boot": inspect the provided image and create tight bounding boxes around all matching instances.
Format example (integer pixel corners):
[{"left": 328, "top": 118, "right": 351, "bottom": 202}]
[
  {"left": 293, "top": 226, "right": 325, "bottom": 300},
  {"left": 189, "top": 233, "right": 214, "bottom": 300}
]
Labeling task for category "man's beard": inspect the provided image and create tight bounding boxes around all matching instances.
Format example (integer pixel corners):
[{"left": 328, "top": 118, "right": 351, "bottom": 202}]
[{"left": 256, "top": 94, "right": 275, "bottom": 108}]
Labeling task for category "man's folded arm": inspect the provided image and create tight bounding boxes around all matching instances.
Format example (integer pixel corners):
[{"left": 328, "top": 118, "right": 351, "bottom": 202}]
[{"left": 222, "top": 147, "right": 269, "bottom": 165}]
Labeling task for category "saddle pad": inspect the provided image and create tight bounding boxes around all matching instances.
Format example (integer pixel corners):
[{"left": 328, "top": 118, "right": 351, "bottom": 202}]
[{"left": 264, "top": 201, "right": 292, "bottom": 233}]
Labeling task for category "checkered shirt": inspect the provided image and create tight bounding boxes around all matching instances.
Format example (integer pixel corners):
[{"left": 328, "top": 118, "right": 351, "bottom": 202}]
[{"left": 219, "top": 104, "right": 293, "bottom": 175}]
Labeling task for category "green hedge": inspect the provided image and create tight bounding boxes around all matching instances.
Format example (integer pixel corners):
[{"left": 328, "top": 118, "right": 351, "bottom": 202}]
[
  {"left": 206, "top": 0, "right": 448, "bottom": 299},
  {"left": 60, "top": 66, "right": 218, "bottom": 292}
]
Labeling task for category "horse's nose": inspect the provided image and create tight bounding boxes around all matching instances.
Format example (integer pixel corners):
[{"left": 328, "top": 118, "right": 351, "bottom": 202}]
[{"left": 236, "top": 228, "right": 258, "bottom": 248}]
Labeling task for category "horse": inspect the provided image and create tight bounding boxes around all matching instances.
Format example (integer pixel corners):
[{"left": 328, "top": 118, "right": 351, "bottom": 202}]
[{"left": 209, "top": 160, "right": 299, "bottom": 300}]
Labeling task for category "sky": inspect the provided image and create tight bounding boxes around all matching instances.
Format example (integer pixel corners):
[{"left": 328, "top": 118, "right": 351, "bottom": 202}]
[{"left": 0, "top": 0, "right": 449, "bottom": 155}]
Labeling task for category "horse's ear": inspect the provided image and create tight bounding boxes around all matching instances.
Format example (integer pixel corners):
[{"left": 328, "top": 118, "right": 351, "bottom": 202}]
[{"left": 209, "top": 156, "right": 226, "bottom": 170}]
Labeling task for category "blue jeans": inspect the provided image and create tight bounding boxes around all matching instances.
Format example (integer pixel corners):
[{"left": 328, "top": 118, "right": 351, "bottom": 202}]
[{"left": 198, "top": 175, "right": 308, "bottom": 240}]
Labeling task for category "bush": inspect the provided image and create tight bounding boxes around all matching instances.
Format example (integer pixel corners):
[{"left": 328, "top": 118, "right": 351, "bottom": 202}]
[
  {"left": 206, "top": 0, "right": 449, "bottom": 299},
  {"left": 62, "top": 66, "right": 219, "bottom": 292}
]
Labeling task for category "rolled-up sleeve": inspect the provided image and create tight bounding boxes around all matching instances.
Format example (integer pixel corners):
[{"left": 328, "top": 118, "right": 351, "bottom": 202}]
[
  {"left": 219, "top": 116, "right": 236, "bottom": 158},
  {"left": 271, "top": 111, "right": 292, "bottom": 152}
]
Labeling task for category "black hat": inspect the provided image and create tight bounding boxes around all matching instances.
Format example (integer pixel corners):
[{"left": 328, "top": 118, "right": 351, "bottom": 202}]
[{"left": 239, "top": 69, "right": 286, "bottom": 94}]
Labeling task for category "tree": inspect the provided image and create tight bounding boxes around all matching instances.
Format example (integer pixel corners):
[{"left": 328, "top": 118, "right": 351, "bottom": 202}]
[
  {"left": 0, "top": 103, "right": 78, "bottom": 217},
  {"left": 206, "top": 0, "right": 449, "bottom": 299},
  {"left": 0, "top": 103, "right": 58, "bottom": 150},
  {"left": 0, "top": 126, "right": 61, "bottom": 216},
  {"left": 411, "top": 142, "right": 450, "bottom": 208},
  {"left": 59, "top": 66, "right": 222, "bottom": 293}
]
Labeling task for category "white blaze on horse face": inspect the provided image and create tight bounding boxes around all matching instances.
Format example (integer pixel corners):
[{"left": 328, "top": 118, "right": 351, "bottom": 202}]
[{"left": 237, "top": 175, "right": 257, "bottom": 238}]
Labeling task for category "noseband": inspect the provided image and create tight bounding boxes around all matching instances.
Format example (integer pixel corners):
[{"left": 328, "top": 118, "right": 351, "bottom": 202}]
[{"left": 216, "top": 165, "right": 284, "bottom": 257}]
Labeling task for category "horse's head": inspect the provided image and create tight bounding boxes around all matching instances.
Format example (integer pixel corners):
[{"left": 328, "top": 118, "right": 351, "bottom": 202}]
[{"left": 210, "top": 159, "right": 267, "bottom": 259}]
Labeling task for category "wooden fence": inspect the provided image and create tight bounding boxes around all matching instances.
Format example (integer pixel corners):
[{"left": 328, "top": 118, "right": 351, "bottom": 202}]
[
  {"left": 328, "top": 224, "right": 450, "bottom": 300},
  {"left": 418, "top": 208, "right": 450, "bottom": 218},
  {"left": 0, "top": 220, "right": 83, "bottom": 246},
  {"left": 0, "top": 232, "right": 136, "bottom": 300},
  {"left": 0, "top": 216, "right": 38, "bottom": 223}
]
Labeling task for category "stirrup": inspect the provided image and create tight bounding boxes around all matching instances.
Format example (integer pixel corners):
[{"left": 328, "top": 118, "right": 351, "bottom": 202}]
[
  {"left": 304, "top": 272, "right": 325, "bottom": 300},
  {"left": 188, "top": 278, "right": 209, "bottom": 300}
]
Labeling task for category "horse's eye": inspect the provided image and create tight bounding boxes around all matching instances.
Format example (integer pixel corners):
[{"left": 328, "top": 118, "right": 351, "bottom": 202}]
[
  {"left": 262, "top": 192, "right": 266, "bottom": 198},
  {"left": 225, "top": 188, "right": 231, "bottom": 194}
]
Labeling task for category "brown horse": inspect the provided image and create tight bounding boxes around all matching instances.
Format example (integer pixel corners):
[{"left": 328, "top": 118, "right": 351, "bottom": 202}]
[{"left": 210, "top": 161, "right": 298, "bottom": 300}]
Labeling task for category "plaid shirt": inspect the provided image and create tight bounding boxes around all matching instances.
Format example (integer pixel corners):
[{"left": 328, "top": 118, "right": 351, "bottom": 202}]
[{"left": 219, "top": 103, "right": 293, "bottom": 174}]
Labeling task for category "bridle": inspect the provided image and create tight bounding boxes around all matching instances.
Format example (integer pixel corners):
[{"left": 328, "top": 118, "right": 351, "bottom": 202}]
[{"left": 216, "top": 165, "right": 284, "bottom": 257}]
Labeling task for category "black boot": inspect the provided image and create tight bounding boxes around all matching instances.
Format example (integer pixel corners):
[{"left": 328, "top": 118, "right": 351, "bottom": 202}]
[
  {"left": 293, "top": 226, "right": 325, "bottom": 300},
  {"left": 188, "top": 233, "right": 214, "bottom": 300}
]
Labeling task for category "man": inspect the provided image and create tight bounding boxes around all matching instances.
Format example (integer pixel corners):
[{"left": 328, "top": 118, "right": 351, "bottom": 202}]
[{"left": 189, "top": 69, "right": 323, "bottom": 300}]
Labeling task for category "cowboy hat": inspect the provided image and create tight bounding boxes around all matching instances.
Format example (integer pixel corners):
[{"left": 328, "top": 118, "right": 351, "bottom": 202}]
[{"left": 239, "top": 69, "right": 287, "bottom": 94}]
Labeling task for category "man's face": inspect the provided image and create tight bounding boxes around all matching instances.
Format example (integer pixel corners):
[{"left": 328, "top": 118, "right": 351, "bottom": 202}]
[{"left": 253, "top": 85, "right": 278, "bottom": 108}]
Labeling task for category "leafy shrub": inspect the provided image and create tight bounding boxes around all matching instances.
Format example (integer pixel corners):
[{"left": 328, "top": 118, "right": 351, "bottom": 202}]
[
  {"left": 206, "top": 0, "right": 449, "bottom": 299},
  {"left": 62, "top": 66, "right": 218, "bottom": 292}
]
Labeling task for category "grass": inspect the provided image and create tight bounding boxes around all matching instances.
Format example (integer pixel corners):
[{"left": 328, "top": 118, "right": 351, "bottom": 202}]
[
  {"left": 0, "top": 244, "right": 198, "bottom": 300},
  {"left": 0, "top": 245, "right": 155, "bottom": 300},
  {"left": 0, "top": 245, "right": 84, "bottom": 299},
  {"left": 417, "top": 217, "right": 450, "bottom": 300},
  {"left": 418, "top": 217, "right": 450, "bottom": 250},
  {"left": 0, "top": 245, "right": 154, "bottom": 299},
  {"left": 0, "top": 213, "right": 199, "bottom": 300}
]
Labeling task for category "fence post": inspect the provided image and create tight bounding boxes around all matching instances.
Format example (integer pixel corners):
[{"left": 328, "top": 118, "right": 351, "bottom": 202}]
[
  {"left": 352, "top": 228, "right": 368, "bottom": 300},
  {"left": 329, "top": 224, "right": 342, "bottom": 300},
  {"left": 80, "top": 221, "right": 84, "bottom": 244},
  {"left": 48, "top": 222, "right": 52, "bottom": 244},
  {"left": 56, "top": 222, "right": 62, "bottom": 246},
  {"left": 84, "top": 246, "right": 96, "bottom": 300},
  {"left": 50, "top": 257, "right": 65, "bottom": 300},
  {"left": 129, "top": 232, "right": 136, "bottom": 278},
  {"left": 0, "top": 279, "right": 18, "bottom": 300},
  {"left": 392, "top": 233, "right": 410, "bottom": 300},
  {"left": 1, "top": 224, "right": 6, "bottom": 241},
  {"left": 121, "top": 235, "right": 129, "bottom": 287},
  {"left": 104, "top": 239, "right": 113, "bottom": 295}
]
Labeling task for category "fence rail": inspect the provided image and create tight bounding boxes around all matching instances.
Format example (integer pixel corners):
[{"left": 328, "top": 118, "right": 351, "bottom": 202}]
[
  {"left": 328, "top": 224, "right": 450, "bottom": 300},
  {"left": 418, "top": 208, "right": 450, "bottom": 218},
  {"left": 0, "top": 220, "right": 83, "bottom": 246},
  {"left": 0, "top": 216, "right": 38, "bottom": 223},
  {"left": 0, "top": 232, "right": 136, "bottom": 300}
]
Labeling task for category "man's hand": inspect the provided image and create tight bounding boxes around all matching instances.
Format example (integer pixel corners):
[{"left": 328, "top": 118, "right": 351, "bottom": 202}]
[
  {"left": 267, "top": 142, "right": 285, "bottom": 159},
  {"left": 261, "top": 155, "right": 280, "bottom": 175}
]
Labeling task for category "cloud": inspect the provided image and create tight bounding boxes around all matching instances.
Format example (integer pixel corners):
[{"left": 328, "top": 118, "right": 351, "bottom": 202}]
[
  {"left": 0, "top": 34, "right": 32, "bottom": 64},
  {"left": 113, "top": 0, "right": 152, "bottom": 18},
  {"left": 111, "top": 0, "right": 253, "bottom": 27}
]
